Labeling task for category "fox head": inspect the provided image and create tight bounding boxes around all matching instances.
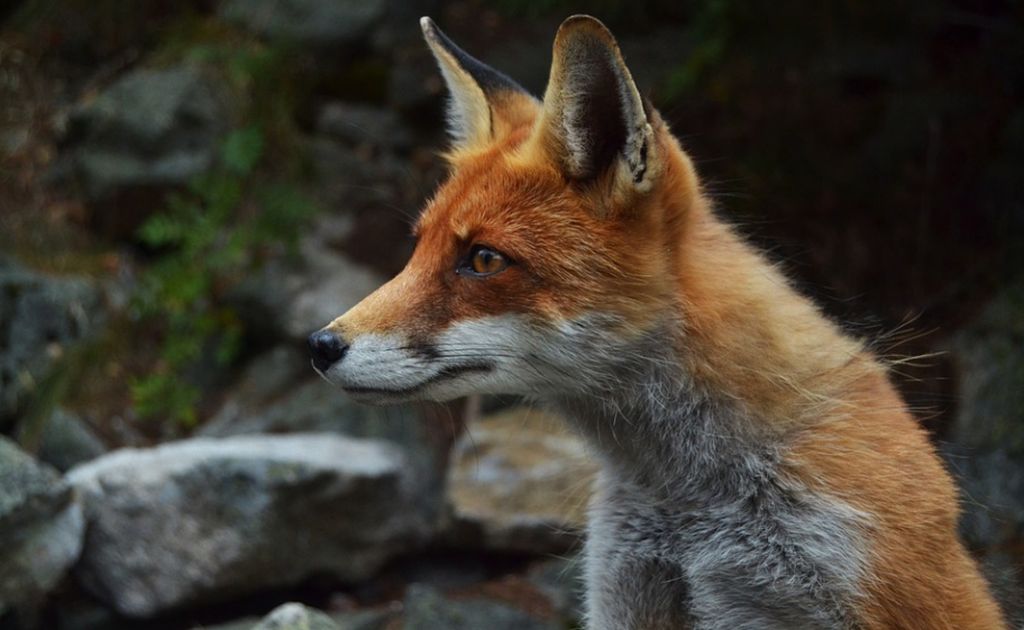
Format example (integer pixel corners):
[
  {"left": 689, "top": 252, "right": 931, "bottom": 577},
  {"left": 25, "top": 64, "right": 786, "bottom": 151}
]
[{"left": 309, "top": 15, "right": 705, "bottom": 405}]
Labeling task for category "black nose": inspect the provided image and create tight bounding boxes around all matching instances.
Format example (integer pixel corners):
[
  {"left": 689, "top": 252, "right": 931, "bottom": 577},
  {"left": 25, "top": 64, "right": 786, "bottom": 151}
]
[{"left": 308, "top": 330, "right": 348, "bottom": 372}]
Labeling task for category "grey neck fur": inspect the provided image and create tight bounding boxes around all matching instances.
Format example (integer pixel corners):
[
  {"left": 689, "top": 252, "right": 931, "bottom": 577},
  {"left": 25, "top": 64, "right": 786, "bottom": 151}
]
[
  {"left": 541, "top": 322, "right": 868, "bottom": 629},
  {"left": 548, "top": 320, "right": 767, "bottom": 499}
]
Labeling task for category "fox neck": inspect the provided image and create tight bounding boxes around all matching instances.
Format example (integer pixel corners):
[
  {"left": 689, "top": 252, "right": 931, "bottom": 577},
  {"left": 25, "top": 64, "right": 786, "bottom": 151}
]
[
  {"left": 550, "top": 323, "right": 771, "bottom": 503},
  {"left": 551, "top": 154, "right": 874, "bottom": 500},
  {"left": 549, "top": 321, "right": 785, "bottom": 506}
]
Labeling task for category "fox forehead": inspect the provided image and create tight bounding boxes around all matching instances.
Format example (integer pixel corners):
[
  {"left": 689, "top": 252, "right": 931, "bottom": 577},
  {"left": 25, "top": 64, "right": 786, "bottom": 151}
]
[{"left": 415, "top": 130, "right": 564, "bottom": 238}]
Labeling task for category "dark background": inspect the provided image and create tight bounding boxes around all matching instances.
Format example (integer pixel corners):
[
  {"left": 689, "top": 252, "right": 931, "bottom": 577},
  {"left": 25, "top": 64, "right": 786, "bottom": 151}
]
[{"left": 1, "top": 0, "right": 1022, "bottom": 627}]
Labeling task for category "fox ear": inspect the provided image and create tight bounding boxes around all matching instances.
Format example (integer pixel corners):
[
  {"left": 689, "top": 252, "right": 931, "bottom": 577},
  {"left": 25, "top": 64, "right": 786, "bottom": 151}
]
[
  {"left": 535, "top": 15, "right": 654, "bottom": 186},
  {"left": 420, "top": 17, "right": 537, "bottom": 151}
]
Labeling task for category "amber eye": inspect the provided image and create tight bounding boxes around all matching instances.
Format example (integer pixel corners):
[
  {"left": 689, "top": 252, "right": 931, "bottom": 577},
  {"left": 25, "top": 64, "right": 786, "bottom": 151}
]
[{"left": 460, "top": 246, "right": 510, "bottom": 277}]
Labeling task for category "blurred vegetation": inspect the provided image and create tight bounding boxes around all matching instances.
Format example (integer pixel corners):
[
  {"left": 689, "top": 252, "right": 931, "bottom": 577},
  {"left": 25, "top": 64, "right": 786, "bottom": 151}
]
[
  {"left": 2, "top": 11, "right": 319, "bottom": 430},
  {"left": 131, "top": 129, "right": 315, "bottom": 426},
  {"left": 130, "top": 29, "right": 316, "bottom": 427}
]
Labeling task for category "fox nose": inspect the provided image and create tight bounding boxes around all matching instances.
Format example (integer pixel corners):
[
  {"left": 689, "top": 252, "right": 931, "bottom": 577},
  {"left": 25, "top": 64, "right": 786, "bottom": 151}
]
[{"left": 308, "top": 330, "right": 348, "bottom": 372}]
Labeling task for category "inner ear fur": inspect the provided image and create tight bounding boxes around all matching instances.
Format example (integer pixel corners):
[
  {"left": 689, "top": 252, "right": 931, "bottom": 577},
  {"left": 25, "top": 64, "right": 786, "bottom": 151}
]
[
  {"left": 420, "top": 17, "right": 538, "bottom": 151},
  {"left": 533, "top": 15, "right": 656, "bottom": 188}
]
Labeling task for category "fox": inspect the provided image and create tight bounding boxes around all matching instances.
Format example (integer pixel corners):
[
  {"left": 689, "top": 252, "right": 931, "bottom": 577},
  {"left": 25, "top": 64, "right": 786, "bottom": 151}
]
[{"left": 308, "top": 14, "right": 1007, "bottom": 629}]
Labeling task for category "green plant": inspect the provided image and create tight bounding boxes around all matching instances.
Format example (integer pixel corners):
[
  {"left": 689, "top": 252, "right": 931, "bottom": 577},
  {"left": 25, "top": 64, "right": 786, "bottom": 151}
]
[
  {"left": 121, "top": 25, "right": 320, "bottom": 428},
  {"left": 130, "top": 126, "right": 316, "bottom": 427}
]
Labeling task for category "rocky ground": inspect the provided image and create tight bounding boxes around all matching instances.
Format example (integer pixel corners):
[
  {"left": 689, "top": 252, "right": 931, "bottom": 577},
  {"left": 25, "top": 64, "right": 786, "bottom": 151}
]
[{"left": 1, "top": 0, "right": 1022, "bottom": 628}]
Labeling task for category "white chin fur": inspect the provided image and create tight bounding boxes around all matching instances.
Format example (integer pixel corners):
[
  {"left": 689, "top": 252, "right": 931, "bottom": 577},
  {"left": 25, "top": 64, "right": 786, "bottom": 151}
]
[
  {"left": 321, "top": 315, "right": 543, "bottom": 404},
  {"left": 321, "top": 312, "right": 629, "bottom": 404}
]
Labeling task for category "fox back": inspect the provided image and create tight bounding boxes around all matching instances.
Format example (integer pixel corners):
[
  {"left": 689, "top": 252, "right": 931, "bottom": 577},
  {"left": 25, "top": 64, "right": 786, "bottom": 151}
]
[{"left": 308, "top": 15, "right": 1006, "bottom": 629}]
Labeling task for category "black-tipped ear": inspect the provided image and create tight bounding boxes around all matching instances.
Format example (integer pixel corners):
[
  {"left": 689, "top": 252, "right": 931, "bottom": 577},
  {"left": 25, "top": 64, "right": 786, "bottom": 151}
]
[
  {"left": 420, "top": 17, "right": 536, "bottom": 150},
  {"left": 535, "top": 15, "right": 653, "bottom": 185}
]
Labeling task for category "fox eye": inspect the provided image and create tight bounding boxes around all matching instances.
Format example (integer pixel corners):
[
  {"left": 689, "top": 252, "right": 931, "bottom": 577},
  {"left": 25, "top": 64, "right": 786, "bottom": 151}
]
[{"left": 459, "top": 245, "right": 510, "bottom": 277}]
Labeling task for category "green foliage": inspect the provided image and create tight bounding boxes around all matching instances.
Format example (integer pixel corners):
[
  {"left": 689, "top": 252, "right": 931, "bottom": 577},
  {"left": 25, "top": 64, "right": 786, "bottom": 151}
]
[
  {"left": 131, "top": 125, "right": 316, "bottom": 427},
  {"left": 128, "top": 27, "right": 317, "bottom": 428}
]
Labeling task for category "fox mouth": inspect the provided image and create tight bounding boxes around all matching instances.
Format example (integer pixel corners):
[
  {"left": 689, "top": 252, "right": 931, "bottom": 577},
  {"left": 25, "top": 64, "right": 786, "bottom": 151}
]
[{"left": 339, "top": 362, "right": 494, "bottom": 398}]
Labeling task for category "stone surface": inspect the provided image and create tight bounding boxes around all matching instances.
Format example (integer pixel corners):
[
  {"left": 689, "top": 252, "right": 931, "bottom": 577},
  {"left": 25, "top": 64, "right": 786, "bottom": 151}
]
[
  {"left": 204, "top": 605, "right": 396, "bottom": 630},
  {"left": 401, "top": 583, "right": 559, "bottom": 630},
  {"left": 67, "top": 434, "right": 437, "bottom": 617},
  {"left": 308, "top": 137, "right": 417, "bottom": 219},
  {"left": 62, "top": 65, "right": 226, "bottom": 201},
  {"left": 446, "top": 407, "right": 596, "bottom": 554},
  {"left": 230, "top": 216, "right": 387, "bottom": 342},
  {"left": 526, "top": 555, "right": 585, "bottom": 625},
  {"left": 220, "top": 0, "right": 387, "bottom": 48},
  {"left": 316, "top": 103, "right": 414, "bottom": 153},
  {"left": 200, "top": 345, "right": 447, "bottom": 531},
  {"left": 201, "top": 347, "right": 422, "bottom": 441},
  {"left": 252, "top": 603, "right": 340, "bottom": 630},
  {"left": 946, "top": 279, "right": 1024, "bottom": 547},
  {"left": 0, "top": 258, "right": 102, "bottom": 424},
  {"left": 0, "top": 436, "right": 84, "bottom": 615},
  {"left": 944, "top": 279, "right": 1024, "bottom": 621},
  {"left": 33, "top": 407, "right": 107, "bottom": 472}
]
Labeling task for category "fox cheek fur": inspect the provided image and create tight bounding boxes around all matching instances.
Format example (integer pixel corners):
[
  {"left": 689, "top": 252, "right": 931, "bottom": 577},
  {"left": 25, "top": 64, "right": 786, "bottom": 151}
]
[{"left": 308, "top": 14, "right": 1008, "bottom": 630}]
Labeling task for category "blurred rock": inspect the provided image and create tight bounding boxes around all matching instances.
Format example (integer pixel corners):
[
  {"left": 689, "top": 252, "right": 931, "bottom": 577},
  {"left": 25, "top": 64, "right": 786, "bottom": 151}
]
[
  {"left": 948, "top": 280, "right": 1024, "bottom": 456},
  {"left": 64, "top": 65, "right": 226, "bottom": 197},
  {"left": 316, "top": 102, "right": 414, "bottom": 153},
  {"left": 0, "top": 436, "right": 84, "bottom": 616},
  {"left": 0, "top": 258, "right": 102, "bottom": 425},
  {"left": 401, "top": 583, "right": 558, "bottom": 630},
  {"left": 525, "top": 555, "right": 584, "bottom": 625},
  {"left": 33, "top": 408, "right": 107, "bottom": 473},
  {"left": 205, "top": 604, "right": 396, "bottom": 630},
  {"left": 946, "top": 279, "right": 1024, "bottom": 547},
  {"left": 220, "top": 0, "right": 387, "bottom": 48},
  {"left": 201, "top": 347, "right": 426, "bottom": 453},
  {"left": 201, "top": 347, "right": 419, "bottom": 440},
  {"left": 945, "top": 279, "right": 1024, "bottom": 620},
  {"left": 251, "top": 603, "right": 340, "bottom": 630},
  {"left": 328, "top": 608, "right": 397, "bottom": 630},
  {"left": 388, "top": 47, "right": 442, "bottom": 115},
  {"left": 446, "top": 408, "right": 595, "bottom": 554},
  {"left": 67, "top": 434, "right": 436, "bottom": 617},
  {"left": 309, "top": 137, "right": 415, "bottom": 216},
  {"left": 199, "top": 345, "right": 447, "bottom": 522},
  {"left": 59, "top": 65, "right": 227, "bottom": 236},
  {"left": 307, "top": 137, "right": 421, "bottom": 274},
  {"left": 230, "top": 216, "right": 387, "bottom": 341},
  {"left": 368, "top": 0, "right": 440, "bottom": 53}
]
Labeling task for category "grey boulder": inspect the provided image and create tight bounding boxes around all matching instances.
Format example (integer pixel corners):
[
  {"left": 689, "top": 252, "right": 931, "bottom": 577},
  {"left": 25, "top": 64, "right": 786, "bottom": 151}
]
[
  {"left": 205, "top": 603, "right": 394, "bottom": 630},
  {"left": 402, "top": 583, "right": 560, "bottom": 630},
  {"left": 445, "top": 407, "right": 596, "bottom": 554},
  {"left": 315, "top": 102, "right": 414, "bottom": 153},
  {"left": 251, "top": 602, "right": 341, "bottom": 630},
  {"left": 32, "top": 407, "right": 107, "bottom": 472},
  {"left": 946, "top": 279, "right": 1024, "bottom": 549},
  {"left": 230, "top": 217, "right": 386, "bottom": 342},
  {"left": 220, "top": 0, "right": 387, "bottom": 48},
  {"left": 0, "top": 258, "right": 102, "bottom": 424},
  {"left": 0, "top": 436, "right": 84, "bottom": 615},
  {"left": 199, "top": 346, "right": 447, "bottom": 533},
  {"left": 201, "top": 347, "right": 425, "bottom": 450},
  {"left": 62, "top": 65, "right": 226, "bottom": 200},
  {"left": 944, "top": 279, "right": 1024, "bottom": 620},
  {"left": 67, "top": 434, "right": 436, "bottom": 617}
]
